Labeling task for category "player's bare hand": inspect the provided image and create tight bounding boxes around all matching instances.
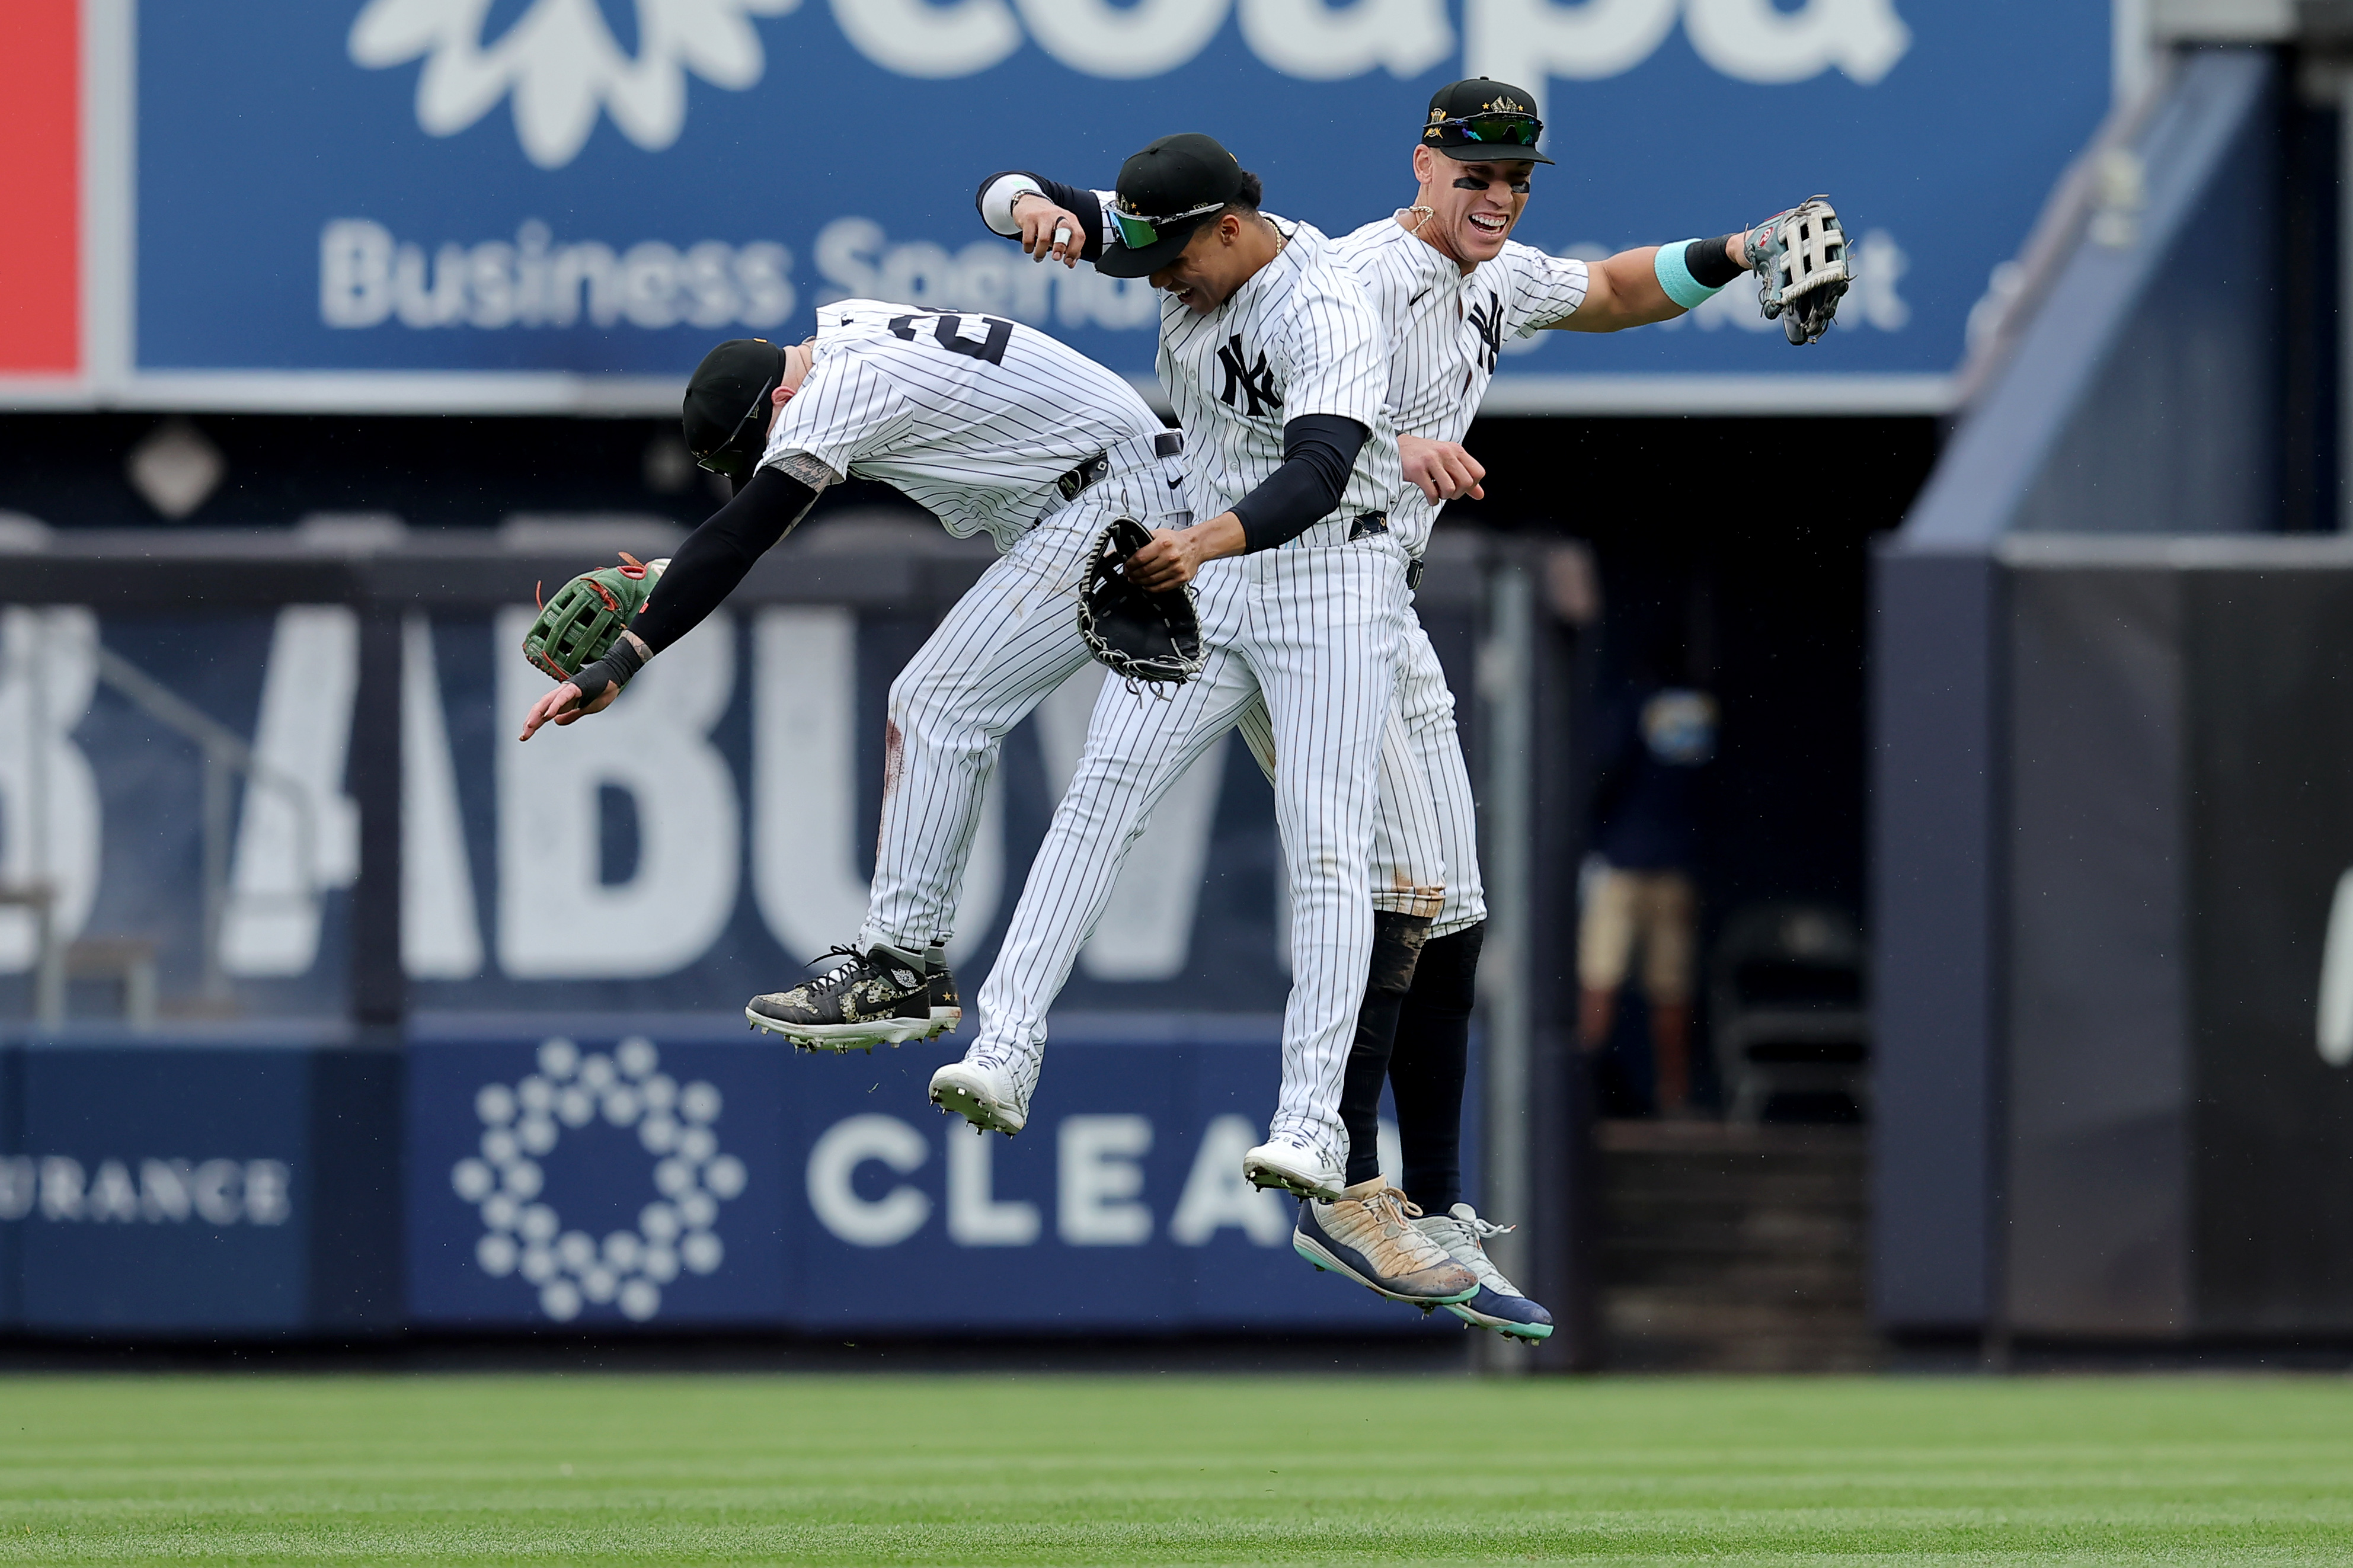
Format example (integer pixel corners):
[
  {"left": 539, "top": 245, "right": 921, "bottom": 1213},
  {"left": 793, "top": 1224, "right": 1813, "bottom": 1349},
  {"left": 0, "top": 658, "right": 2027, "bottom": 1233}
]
[
  {"left": 1124, "top": 530, "right": 1203, "bottom": 593},
  {"left": 518, "top": 679, "right": 618, "bottom": 741},
  {"left": 1126, "top": 514, "right": 1244, "bottom": 593},
  {"left": 1013, "top": 193, "right": 1085, "bottom": 268},
  {"left": 1400, "top": 435, "right": 1486, "bottom": 503}
]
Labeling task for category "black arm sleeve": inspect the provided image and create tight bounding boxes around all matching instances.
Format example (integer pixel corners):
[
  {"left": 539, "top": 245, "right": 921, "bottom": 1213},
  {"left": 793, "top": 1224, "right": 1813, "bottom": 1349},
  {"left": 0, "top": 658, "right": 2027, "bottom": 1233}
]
[
  {"left": 1228, "top": 414, "right": 1367, "bottom": 553},
  {"left": 974, "top": 171, "right": 1107, "bottom": 263},
  {"left": 628, "top": 467, "right": 820, "bottom": 654}
]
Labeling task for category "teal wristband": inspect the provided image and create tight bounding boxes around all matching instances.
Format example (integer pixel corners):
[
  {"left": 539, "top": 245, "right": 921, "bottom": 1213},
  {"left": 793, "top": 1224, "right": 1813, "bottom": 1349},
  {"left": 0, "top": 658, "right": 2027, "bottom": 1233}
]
[{"left": 1653, "top": 241, "right": 1722, "bottom": 310}]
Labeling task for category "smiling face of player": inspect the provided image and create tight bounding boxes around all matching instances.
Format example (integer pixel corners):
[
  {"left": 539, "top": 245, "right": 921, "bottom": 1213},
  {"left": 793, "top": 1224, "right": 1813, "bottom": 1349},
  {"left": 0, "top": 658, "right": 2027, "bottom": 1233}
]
[
  {"left": 1410, "top": 146, "right": 1534, "bottom": 272},
  {"left": 1149, "top": 211, "right": 1281, "bottom": 315}
]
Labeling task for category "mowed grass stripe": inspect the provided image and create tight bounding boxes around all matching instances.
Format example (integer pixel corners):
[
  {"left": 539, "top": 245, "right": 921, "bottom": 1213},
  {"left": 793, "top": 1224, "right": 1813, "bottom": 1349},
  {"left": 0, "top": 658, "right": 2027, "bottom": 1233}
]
[{"left": 0, "top": 1374, "right": 2348, "bottom": 1564}]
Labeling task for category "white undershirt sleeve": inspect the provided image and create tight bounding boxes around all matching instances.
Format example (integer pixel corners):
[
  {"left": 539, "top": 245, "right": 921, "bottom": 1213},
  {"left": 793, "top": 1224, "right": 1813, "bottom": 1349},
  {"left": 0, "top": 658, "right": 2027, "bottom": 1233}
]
[{"left": 979, "top": 175, "right": 1043, "bottom": 238}]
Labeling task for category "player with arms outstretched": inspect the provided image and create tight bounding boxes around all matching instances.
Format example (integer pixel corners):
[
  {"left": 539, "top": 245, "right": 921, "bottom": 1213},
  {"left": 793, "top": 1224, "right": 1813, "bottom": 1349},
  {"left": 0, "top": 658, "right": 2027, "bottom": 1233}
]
[{"left": 993, "top": 81, "right": 1848, "bottom": 1338}]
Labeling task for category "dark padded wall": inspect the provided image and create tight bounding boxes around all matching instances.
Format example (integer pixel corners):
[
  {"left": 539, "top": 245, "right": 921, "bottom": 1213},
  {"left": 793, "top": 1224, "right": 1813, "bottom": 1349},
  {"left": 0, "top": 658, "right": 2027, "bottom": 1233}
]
[
  {"left": 2004, "top": 567, "right": 2191, "bottom": 1335},
  {"left": 1871, "top": 549, "right": 2002, "bottom": 1329},
  {"left": 306, "top": 1047, "right": 404, "bottom": 1331},
  {"left": 2187, "top": 572, "right": 2353, "bottom": 1332}
]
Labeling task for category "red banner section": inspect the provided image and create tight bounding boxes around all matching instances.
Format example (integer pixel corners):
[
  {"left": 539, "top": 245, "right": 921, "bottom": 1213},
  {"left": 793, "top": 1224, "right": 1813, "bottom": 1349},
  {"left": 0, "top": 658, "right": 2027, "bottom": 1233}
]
[{"left": 0, "top": 0, "right": 78, "bottom": 375}]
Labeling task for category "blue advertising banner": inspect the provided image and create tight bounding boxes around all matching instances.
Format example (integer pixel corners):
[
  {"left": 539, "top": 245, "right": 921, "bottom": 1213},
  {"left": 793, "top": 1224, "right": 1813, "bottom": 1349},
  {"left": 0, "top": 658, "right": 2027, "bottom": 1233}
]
[
  {"left": 122, "top": 0, "right": 2114, "bottom": 409},
  {"left": 406, "top": 1017, "right": 1472, "bottom": 1333},
  {"left": 4, "top": 1044, "right": 316, "bottom": 1332}
]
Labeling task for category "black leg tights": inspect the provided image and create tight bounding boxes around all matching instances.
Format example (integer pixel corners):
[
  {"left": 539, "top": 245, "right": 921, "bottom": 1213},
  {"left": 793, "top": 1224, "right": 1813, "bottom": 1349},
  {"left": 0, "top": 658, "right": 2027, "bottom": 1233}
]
[
  {"left": 1339, "top": 911, "right": 1433, "bottom": 1188},
  {"left": 1387, "top": 921, "right": 1483, "bottom": 1212}
]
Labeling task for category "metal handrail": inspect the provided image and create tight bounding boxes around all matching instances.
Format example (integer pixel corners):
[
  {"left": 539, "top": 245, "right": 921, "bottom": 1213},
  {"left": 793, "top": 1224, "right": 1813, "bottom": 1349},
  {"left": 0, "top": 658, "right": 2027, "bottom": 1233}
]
[
  {"left": 6, "top": 622, "right": 324, "bottom": 1016},
  {"left": 88, "top": 641, "right": 321, "bottom": 1003},
  {"left": 1949, "top": 59, "right": 2175, "bottom": 411}
]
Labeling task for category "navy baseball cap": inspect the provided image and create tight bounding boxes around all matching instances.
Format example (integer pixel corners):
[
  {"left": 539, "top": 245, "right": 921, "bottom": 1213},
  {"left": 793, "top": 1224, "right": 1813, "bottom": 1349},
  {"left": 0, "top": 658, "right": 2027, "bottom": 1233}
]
[
  {"left": 683, "top": 338, "right": 788, "bottom": 479},
  {"left": 1421, "top": 78, "right": 1553, "bottom": 165},
  {"left": 1099, "top": 133, "right": 1246, "bottom": 279}
]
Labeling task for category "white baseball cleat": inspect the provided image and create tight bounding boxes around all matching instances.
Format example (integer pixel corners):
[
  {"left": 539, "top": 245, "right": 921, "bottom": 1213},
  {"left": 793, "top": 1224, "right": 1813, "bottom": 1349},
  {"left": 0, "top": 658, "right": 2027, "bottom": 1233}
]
[
  {"left": 928, "top": 1048, "right": 1032, "bottom": 1136},
  {"left": 1242, "top": 1135, "right": 1345, "bottom": 1202}
]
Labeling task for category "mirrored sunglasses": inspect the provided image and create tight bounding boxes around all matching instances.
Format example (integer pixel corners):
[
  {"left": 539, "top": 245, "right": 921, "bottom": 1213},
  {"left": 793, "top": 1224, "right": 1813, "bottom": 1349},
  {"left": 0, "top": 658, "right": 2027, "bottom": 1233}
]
[
  {"left": 1431, "top": 113, "right": 1543, "bottom": 149},
  {"left": 1110, "top": 198, "right": 1227, "bottom": 252}
]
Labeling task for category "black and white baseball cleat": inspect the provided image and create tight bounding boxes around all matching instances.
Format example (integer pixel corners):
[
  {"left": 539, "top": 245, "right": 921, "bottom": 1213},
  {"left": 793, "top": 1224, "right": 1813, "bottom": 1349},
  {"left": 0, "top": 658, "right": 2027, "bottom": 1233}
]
[{"left": 746, "top": 942, "right": 937, "bottom": 1051}]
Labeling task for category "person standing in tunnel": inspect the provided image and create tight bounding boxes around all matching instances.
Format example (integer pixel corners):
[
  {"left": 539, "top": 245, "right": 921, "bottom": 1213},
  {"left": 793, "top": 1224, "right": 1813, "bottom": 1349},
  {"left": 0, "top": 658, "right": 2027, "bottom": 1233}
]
[{"left": 1580, "top": 654, "right": 1719, "bottom": 1118}]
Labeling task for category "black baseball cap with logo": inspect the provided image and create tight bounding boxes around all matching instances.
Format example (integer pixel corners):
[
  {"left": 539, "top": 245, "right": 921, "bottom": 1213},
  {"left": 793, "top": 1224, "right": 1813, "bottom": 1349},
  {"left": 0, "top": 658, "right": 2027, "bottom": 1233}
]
[
  {"left": 1421, "top": 78, "right": 1553, "bottom": 165},
  {"left": 1099, "top": 132, "right": 1246, "bottom": 279},
  {"left": 683, "top": 337, "right": 789, "bottom": 479}
]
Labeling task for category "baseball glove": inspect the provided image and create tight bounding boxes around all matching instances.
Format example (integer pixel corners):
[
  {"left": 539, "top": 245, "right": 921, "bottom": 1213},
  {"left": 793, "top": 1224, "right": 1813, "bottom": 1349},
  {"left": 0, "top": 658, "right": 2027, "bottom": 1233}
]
[
  {"left": 522, "top": 552, "right": 669, "bottom": 681},
  {"left": 1746, "top": 196, "right": 1850, "bottom": 346},
  {"left": 1076, "top": 517, "right": 1204, "bottom": 687}
]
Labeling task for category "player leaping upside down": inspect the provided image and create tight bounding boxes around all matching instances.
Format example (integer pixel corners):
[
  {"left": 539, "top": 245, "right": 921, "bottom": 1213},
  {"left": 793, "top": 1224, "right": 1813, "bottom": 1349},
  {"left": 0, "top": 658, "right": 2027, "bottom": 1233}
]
[
  {"left": 993, "top": 79, "right": 1849, "bottom": 1339},
  {"left": 517, "top": 305, "right": 1187, "bottom": 1049},
  {"left": 929, "top": 134, "right": 1492, "bottom": 1308}
]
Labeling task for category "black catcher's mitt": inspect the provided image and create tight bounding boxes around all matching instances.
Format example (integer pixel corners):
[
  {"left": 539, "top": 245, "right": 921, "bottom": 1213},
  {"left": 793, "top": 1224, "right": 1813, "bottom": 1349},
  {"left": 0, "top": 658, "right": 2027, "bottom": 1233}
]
[{"left": 1076, "top": 517, "right": 1204, "bottom": 687}]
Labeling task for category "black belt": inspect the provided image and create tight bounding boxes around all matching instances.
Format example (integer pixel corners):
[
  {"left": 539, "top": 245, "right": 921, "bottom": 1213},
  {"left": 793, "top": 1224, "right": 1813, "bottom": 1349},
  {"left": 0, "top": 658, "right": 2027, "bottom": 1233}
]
[
  {"left": 1054, "top": 431, "right": 1185, "bottom": 504},
  {"left": 1342, "top": 510, "right": 1420, "bottom": 588},
  {"left": 1055, "top": 453, "right": 1111, "bottom": 503}
]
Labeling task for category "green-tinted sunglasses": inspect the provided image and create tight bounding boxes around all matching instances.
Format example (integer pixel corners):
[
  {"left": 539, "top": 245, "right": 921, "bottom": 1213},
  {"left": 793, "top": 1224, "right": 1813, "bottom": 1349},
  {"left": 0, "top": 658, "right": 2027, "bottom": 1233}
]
[
  {"left": 1430, "top": 112, "right": 1544, "bottom": 149},
  {"left": 1110, "top": 197, "right": 1227, "bottom": 252}
]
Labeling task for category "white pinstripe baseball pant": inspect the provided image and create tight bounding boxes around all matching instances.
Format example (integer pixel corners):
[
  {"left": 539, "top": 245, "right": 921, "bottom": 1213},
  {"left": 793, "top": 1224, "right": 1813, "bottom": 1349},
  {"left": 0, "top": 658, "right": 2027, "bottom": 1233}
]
[
  {"left": 856, "top": 466, "right": 1184, "bottom": 957},
  {"left": 1237, "top": 612, "right": 1487, "bottom": 939},
  {"left": 971, "top": 532, "right": 1410, "bottom": 1167}
]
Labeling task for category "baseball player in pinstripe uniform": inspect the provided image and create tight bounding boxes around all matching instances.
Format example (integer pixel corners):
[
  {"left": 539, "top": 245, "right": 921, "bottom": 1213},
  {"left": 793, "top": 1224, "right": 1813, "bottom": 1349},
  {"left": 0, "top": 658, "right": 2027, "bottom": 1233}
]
[
  {"left": 990, "top": 82, "right": 1831, "bottom": 1335},
  {"left": 519, "top": 302, "right": 1186, "bottom": 1048},
  {"left": 933, "top": 136, "right": 1492, "bottom": 1307}
]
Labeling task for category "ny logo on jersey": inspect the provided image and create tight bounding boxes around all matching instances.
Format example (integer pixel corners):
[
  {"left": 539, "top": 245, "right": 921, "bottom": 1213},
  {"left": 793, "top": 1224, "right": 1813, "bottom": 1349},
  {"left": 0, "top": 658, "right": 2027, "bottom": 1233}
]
[
  {"left": 1216, "top": 336, "right": 1281, "bottom": 418},
  {"left": 1466, "top": 291, "right": 1506, "bottom": 375}
]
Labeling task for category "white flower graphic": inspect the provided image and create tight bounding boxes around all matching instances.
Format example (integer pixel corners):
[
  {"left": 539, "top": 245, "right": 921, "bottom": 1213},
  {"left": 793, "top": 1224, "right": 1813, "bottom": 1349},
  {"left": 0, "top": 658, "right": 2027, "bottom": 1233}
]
[
  {"left": 350, "top": 0, "right": 798, "bottom": 169},
  {"left": 451, "top": 1035, "right": 748, "bottom": 1323}
]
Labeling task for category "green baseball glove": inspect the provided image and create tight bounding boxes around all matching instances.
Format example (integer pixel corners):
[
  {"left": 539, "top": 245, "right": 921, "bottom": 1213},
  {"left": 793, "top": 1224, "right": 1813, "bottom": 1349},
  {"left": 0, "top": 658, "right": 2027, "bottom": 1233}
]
[{"left": 522, "top": 553, "right": 669, "bottom": 681}]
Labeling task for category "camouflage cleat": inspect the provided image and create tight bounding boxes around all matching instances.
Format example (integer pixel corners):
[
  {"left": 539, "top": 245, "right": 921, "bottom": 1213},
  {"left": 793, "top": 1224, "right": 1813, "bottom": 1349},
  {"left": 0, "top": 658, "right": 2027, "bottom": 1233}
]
[{"left": 746, "top": 943, "right": 937, "bottom": 1051}]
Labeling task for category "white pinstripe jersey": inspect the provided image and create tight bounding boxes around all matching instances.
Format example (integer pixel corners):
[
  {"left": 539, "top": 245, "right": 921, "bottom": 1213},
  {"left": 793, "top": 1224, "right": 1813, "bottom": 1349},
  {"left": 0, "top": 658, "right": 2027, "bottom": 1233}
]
[
  {"left": 1330, "top": 219, "right": 1590, "bottom": 556},
  {"left": 1137, "top": 214, "right": 1401, "bottom": 530},
  {"left": 758, "top": 298, "right": 1169, "bottom": 551}
]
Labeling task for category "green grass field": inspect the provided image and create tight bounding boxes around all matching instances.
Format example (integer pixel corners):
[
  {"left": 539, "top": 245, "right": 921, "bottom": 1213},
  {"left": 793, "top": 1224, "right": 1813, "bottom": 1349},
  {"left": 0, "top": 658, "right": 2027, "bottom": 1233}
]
[{"left": 2, "top": 1372, "right": 2349, "bottom": 1564}]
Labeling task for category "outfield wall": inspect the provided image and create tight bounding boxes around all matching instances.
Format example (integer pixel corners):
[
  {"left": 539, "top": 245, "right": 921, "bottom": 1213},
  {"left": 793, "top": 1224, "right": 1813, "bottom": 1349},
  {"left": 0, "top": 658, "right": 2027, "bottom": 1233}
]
[
  {"left": 0, "top": 1017, "right": 1481, "bottom": 1337},
  {"left": 1874, "top": 49, "right": 2353, "bottom": 1342},
  {"left": 0, "top": 525, "right": 1572, "bottom": 1340}
]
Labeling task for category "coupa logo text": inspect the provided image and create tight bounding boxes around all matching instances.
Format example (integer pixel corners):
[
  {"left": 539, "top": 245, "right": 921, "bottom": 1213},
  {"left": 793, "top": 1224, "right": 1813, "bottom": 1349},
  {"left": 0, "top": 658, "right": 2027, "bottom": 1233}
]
[
  {"left": 350, "top": 0, "right": 1911, "bottom": 169},
  {"left": 0, "top": 1156, "right": 293, "bottom": 1225}
]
